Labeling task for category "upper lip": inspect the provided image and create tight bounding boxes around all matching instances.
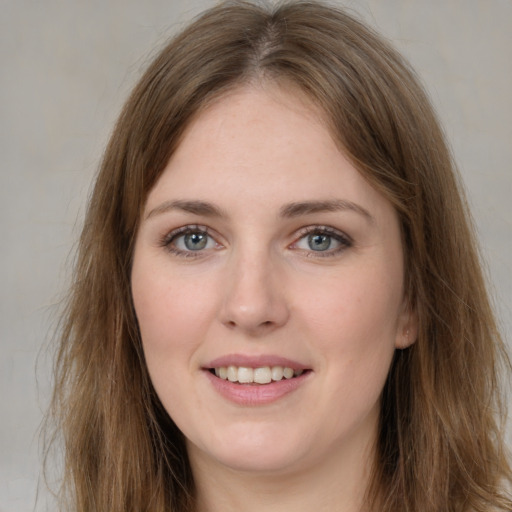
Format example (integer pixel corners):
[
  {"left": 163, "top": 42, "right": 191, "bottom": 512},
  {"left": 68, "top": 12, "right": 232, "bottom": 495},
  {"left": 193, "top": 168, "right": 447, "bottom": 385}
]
[{"left": 205, "top": 354, "right": 310, "bottom": 371}]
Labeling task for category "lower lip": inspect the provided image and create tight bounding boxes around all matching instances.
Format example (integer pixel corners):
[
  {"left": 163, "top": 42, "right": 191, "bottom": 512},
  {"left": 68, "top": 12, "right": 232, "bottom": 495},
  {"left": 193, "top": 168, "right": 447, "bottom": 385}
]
[{"left": 204, "top": 370, "right": 311, "bottom": 405}]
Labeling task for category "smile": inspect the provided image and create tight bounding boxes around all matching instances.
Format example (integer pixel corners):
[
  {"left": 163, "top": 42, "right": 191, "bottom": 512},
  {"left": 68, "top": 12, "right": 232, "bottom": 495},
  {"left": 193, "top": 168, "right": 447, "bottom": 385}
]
[
  {"left": 203, "top": 355, "right": 312, "bottom": 404},
  {"left": 211, "top": 366, "right": 304, "bottom": 384}
]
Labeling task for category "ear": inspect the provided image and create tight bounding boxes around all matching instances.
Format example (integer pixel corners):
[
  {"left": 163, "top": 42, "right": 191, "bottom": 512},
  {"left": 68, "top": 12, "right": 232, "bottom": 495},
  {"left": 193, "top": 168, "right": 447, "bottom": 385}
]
[{"left": 395, "top": 302, "right": 418, "bottom": 349}]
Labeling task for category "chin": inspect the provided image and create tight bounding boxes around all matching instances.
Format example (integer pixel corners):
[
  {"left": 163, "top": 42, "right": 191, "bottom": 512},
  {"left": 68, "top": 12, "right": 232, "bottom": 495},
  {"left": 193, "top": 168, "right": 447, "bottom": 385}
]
[
  {"left": 207, "top": 448, "right": 305, "bottom": 475},
  {"left": 187, "top": 423, "right": 312, "bottom": 475}
]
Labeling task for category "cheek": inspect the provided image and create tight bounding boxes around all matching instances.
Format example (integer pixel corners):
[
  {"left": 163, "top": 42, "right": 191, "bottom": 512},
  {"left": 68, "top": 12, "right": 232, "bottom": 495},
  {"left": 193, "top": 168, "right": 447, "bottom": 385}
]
[
  {"left": 131, "top": 260, "right": 215, "bottom": 409},
  {"left": 132, "top": 258, "right": 216, "bottom": 349},
  {"left": 301, "top": 258, "right": 403, "bottom": 361},
  {"left": 132, "top": 274, "right": 188, "bottom": 382},
  {"left": 309, "top": 269, "right": 402, "bottom": 342},
  {"left": 306, "top": 265, "right": 401, "bottom": 418}
]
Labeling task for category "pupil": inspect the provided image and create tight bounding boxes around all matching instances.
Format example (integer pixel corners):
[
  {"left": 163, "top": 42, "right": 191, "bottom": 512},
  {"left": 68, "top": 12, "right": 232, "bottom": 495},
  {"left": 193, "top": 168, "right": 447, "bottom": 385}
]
[
  {"left": 184, "top": 232, "right": 207, "bottom": 250},
  {"left": 308, "top": 234, "right": 331, "bottom": 251}
]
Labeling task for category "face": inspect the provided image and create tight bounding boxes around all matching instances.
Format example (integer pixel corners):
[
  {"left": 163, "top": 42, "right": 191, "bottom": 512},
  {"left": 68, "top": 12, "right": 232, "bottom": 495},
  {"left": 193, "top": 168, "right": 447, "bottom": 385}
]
[{"left": 131, "top": 85, "right": 415, "bottom": 478}]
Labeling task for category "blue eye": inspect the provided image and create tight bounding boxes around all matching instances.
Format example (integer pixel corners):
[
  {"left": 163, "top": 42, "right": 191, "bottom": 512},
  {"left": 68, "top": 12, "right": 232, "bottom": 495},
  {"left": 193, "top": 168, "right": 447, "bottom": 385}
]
[
  {"left": 307, "top": 233, "right": 333, "bottom": 251},
  {"left": 163, "top": 226, "right": 217, "bottom": 255},
  {"left": 293, "top": 227, "right": 352, "bottom": 256},
  {"left": 180, "top": 232, "right": 210, "bottom": 251}
]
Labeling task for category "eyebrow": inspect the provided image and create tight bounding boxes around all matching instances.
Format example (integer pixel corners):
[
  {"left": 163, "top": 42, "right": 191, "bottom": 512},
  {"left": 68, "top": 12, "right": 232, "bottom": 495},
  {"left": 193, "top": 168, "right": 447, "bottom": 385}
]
[
  {"left": 279, "top": 199, "right": 374, "bottom": 223},
  {"left": 145, "top": 199, "right": 225, "bottom": 220},
  {"left": 145, "top": 198, "right": 374, "bottom": 223}
]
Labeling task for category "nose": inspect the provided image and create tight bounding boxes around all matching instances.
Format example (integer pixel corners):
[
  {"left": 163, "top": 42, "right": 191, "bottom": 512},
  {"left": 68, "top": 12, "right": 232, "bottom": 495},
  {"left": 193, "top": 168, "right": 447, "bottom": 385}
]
[{"left": 219, "top": 247, "right": 290, "bottom": 336}]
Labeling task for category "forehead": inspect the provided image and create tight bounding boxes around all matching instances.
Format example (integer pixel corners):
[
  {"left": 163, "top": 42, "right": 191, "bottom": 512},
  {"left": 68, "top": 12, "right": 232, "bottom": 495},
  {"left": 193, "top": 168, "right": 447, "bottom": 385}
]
[
  {"left": 177, "top": 82, "right": 329, "bottom": 162},
  {"left": 144, "top": 84, "right": 393, "bottom": 225}
]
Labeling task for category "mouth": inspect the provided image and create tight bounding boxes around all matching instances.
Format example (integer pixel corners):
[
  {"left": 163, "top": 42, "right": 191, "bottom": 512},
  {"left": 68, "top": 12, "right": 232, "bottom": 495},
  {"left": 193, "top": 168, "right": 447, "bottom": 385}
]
[
  {"left": 203, "top": 357, "right": 312, "bottom": 404},
  {"left": 208, "top": 365, "right": 309, "bottom": 385}
]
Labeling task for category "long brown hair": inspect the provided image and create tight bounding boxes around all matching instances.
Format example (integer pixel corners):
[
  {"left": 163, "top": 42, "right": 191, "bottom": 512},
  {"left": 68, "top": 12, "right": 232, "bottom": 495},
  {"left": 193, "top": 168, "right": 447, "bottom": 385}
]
[{"left": 46, "top": 2, "right": 512, "bottom": 511}]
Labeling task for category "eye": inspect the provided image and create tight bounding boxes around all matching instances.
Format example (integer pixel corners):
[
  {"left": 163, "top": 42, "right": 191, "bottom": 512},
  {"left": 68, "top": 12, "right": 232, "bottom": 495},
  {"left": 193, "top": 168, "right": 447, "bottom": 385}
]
[
  {"left": 162, "top": 226, "right": 219, "bottom": 256},
  {"left": 292, "top": 226, "right": 352, "bottom": 256},
  {"left": 177, "top": 232, "right": 212, "bottom": 251},
  {"left": 305, "top": 233, "right": 334, "bottom": 251}
]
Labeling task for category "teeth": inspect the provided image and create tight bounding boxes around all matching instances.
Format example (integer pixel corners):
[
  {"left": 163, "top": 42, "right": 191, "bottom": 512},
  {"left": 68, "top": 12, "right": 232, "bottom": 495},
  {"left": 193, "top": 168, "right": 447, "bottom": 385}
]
[
  {"left": 283, "top": 367, "right": 294, "bottom": 379},
  {"left": 237, "top": 367, "right": 254, "bottom": 383},
  {"left": 227, "top": 365, "right": 238, "bottom": 382},
  {"left": 254, "top": 367, "right": 272, "bottom": 384},
  {"left": 271, "top": 366, "right": 284, "bottom": 381},
  {"left": 212, "top": 365, "right": 305, "bottom": 384}
]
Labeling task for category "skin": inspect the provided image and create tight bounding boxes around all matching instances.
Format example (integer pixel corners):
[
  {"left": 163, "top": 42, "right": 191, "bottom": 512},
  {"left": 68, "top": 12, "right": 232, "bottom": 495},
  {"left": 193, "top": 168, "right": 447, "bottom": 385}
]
[{"left": 131, "top": 84, "right": 416, "bottom": 512}]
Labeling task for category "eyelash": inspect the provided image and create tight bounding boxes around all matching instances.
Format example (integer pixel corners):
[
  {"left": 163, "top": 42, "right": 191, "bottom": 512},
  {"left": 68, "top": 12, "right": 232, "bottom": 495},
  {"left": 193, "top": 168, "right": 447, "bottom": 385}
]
[
  {"left": 292, "top": 225, "right": 353, "bottom": 258},
  {"left": 160, "top": 224, "right": 353, "bottom": 258},
  {"left": 160, "top": 225, "right": 217, "bottom": 258}
]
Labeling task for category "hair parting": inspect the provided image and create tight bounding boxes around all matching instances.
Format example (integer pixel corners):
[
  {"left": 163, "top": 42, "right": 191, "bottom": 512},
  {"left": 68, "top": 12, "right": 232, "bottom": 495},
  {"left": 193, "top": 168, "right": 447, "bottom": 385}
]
[{"left": 44, "top": 2, "right": 511, "bottom": 511}]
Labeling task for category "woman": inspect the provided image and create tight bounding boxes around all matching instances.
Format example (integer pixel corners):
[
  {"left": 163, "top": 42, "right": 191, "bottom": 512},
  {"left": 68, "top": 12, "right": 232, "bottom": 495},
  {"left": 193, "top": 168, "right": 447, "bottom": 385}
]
[{"left": 47, "top": 1, "right": 512, "bottom": 511}]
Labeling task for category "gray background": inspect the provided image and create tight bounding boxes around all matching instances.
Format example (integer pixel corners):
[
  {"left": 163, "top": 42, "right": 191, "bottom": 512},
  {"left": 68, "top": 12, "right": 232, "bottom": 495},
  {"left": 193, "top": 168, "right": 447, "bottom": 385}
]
[{"left": 1, "top": 1, "right": 510, "bottom": 511}]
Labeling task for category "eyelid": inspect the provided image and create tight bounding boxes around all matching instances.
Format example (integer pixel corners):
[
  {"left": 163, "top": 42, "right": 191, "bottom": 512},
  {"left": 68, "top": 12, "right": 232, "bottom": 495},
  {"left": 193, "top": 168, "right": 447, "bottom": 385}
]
[
  {"left": 158, "top": 223, "right": 352, "bottom": 259},
  {"left": 160, "top": 224, "right": 223, "bottom": 257},
  {"left": 290, "top": 225, "right": 353, "bottom": 257}
]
